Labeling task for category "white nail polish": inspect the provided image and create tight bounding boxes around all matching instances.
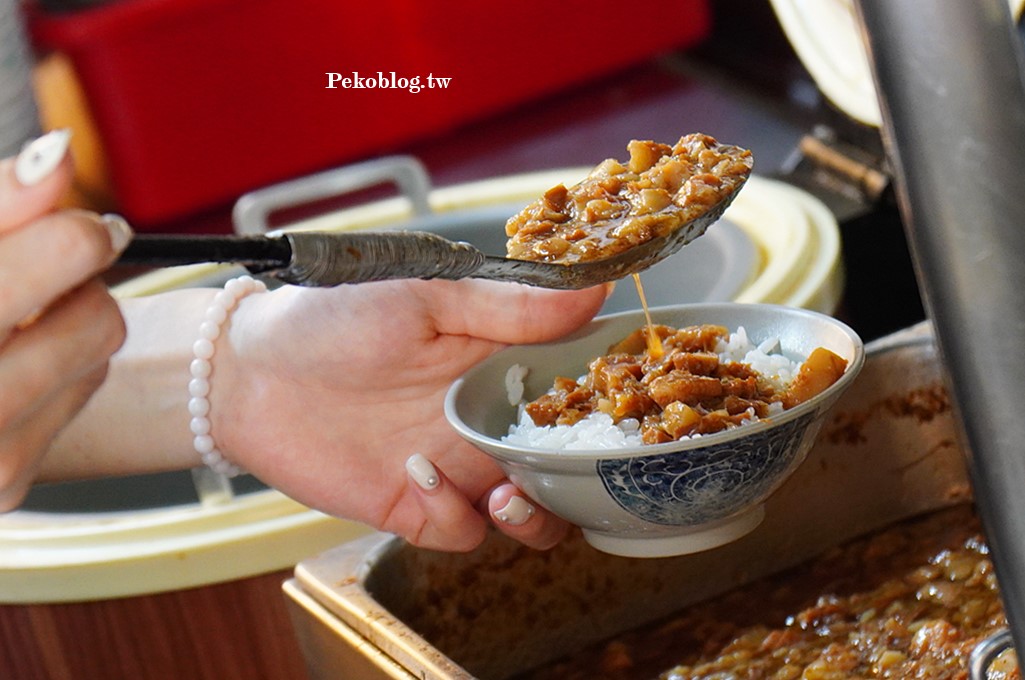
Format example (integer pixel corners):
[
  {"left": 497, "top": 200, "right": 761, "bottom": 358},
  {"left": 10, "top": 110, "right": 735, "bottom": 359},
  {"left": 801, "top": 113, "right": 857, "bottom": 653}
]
[
  {"left": 406, "top": 453, "right": 440, "bottom": 491},
  {"left": 101, "top": 213, "right": 134, "bottom": 254},
  {"left": 495, "top": 496, "right": 535, "bottom": 526},
  {"left": 14, "top": 129, "right": 72, "bottom": 186},
  {"left": 14, "top": 307, "right": 43, "bottom": 331}
]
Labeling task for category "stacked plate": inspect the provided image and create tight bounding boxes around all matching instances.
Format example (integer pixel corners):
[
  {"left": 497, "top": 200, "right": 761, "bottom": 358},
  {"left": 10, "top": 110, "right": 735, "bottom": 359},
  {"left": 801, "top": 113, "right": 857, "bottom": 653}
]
[{"left": 0, "top": 0, "right": 42, "bottom": 157}]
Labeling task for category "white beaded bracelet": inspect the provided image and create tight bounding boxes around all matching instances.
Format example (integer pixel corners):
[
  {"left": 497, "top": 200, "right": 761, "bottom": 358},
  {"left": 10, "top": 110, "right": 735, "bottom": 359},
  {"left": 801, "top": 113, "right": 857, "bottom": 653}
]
[{"left": 188, "top": 275, "right": 267, "bottom": 476}]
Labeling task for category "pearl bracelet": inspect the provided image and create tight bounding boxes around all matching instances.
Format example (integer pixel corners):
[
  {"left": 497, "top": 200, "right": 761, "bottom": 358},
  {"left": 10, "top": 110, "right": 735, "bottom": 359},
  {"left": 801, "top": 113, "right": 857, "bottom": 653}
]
[{"left": 188, "top": 275, "right": 267, "bottom": 476}]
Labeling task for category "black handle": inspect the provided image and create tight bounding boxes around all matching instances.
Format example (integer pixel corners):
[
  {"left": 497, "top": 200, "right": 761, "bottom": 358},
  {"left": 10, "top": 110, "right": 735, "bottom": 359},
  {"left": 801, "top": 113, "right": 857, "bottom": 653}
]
[
  {"left": 115, "top": 231, "right": 488, "bottom": 287},
  {"left": 117, "top": 234, "right": 292, "bottom": 271}
]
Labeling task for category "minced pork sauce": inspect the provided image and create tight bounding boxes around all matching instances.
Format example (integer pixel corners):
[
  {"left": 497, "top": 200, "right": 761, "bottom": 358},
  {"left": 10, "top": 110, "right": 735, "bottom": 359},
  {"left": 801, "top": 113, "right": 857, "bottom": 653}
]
[
  {"left": 521, "top": 323, "right": 846, "bottom": 445},
  {"left": 525, "top": 505, "right": 1018, "bottom": 680}
]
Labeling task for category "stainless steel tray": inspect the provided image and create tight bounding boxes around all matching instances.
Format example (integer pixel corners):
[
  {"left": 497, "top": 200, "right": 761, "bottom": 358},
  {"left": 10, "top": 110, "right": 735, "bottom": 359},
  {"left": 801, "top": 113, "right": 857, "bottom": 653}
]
[{"left": 285, "top": 322, "right": 971, "bottom": 680}]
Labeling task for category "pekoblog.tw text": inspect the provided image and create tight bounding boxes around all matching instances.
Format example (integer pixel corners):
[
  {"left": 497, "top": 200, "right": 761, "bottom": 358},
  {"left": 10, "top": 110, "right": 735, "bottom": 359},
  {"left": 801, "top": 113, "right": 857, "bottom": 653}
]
[{"left": 325, "top": 72, "right": 451, "bottom": 94}]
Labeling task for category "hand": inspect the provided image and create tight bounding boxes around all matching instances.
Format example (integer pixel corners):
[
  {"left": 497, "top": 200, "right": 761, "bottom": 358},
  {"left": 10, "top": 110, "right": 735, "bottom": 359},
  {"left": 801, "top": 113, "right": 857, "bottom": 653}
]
[
  {"left": 0, "top": 131, "right": 131, "bottom": 510},
  {"left": 217, "top": 278, "right": 610, "bottom": 551}
]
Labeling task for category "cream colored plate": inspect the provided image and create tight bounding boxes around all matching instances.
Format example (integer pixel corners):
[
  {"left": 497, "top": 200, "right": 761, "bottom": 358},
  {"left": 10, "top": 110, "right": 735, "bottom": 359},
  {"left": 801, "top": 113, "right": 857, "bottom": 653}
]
[
  {"left": 0, "top": 491, "right": 369, "bottom": 603},
  {"left": 731, "top": 176, "right": 844, "bottom": 313}
]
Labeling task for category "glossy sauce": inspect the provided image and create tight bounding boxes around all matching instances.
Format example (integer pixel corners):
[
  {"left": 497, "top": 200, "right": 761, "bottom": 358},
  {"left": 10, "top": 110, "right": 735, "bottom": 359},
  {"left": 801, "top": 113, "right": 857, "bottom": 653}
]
[
  {"left": 524, "top": 506, "right": 1018, "bottom": 680},
  {"left": 505, "top": 134, "right": 753, "bottom": 264},
  {"left": 632, "top": 273, "right": 664, "bottom": 361},
  {"left": 523, "top": 318, "right": 847, "bottom": 443}
]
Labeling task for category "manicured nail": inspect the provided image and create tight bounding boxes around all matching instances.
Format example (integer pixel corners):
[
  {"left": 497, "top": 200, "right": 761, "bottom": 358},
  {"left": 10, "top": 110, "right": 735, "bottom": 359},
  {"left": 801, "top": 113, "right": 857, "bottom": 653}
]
[
  {"left": 495, "top": 496, "right": 535, "bottom": 526},
  {"left": 14, "top": 129, "right": 72, "bottom": 186},
  {"left": 14, "top": 307, "right": 43, "bottom": 331},
  {"left": 101, "top": 213, "right": 134, "bottom": 254},
  {"left": 405, "top": 453, "right": 440, "bottom": 491}
]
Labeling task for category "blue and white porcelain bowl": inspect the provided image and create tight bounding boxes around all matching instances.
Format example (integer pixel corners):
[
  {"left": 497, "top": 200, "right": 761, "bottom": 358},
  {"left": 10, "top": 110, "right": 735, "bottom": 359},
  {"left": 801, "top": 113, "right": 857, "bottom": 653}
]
[{"left": 445, "top": 302, "right": 864, "bottom": 558}]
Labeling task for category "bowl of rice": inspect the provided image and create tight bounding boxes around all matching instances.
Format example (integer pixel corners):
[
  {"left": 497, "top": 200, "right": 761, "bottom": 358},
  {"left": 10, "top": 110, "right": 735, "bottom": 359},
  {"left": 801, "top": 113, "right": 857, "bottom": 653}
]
[{"left": 445, "top": 302, "right": 864, "bottom": 558}]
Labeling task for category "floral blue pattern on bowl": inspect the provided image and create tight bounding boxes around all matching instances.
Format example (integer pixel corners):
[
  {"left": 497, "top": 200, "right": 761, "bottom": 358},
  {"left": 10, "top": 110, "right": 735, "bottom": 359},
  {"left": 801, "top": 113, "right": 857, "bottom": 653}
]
[
  {"left": 445, "top": 302, "right": 865, "bottom": 557},
  {"left": 597, "top": 412, "right": 815, "bottom": 525}
]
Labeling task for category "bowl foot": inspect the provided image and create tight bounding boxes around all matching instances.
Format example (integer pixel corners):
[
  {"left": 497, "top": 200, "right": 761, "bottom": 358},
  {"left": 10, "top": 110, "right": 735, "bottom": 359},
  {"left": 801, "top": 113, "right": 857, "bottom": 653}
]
[{"left": 581, "top": 504, "right": 765, "bottom": 558}]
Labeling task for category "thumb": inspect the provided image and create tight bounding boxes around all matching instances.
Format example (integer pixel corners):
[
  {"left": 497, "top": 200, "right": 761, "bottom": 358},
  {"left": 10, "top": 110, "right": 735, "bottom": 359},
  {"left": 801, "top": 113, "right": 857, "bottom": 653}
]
[{"left": 422, "top": 279, "right": 613, "bottom": 345}]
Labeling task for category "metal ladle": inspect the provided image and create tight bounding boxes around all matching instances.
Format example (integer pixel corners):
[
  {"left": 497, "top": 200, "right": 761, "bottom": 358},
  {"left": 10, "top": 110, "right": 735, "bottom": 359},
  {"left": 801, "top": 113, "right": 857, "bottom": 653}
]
[{"left": 116, "top": 175, "right": 748, "bottom": 290}]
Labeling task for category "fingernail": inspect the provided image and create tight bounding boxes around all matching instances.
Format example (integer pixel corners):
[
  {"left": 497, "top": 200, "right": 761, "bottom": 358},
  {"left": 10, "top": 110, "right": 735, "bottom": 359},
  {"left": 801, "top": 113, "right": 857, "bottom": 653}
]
[
  {"left": 495, "top": 496, "right": 535, "bottom": 526},
  {"left": 405, "top": 453, "right": 440, "bottom": 491},
  {"left": 604, "top": 281, "right": 617, "bottom": 300},
  {"left": 101, "top": 213, "right": 134, "bottom": 254},
  {"left": 14, "top": 307, "right": 43, "bottom": 331},
  {"left": 14, "top": 129, "right": 72, "bottom": 186}
]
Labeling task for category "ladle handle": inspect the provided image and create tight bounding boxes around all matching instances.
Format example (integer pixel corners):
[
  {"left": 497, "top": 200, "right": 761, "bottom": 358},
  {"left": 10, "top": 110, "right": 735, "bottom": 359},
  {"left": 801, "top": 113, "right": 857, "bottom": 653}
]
[
  {"left": 118, "top": 234, "right": 292, "bottom": 270},
  {"left": 117, "top": 231, "right": 488, "bottom": 287},
  {"left": 273, "top": 231, "right": 486, "bottom": 286}
]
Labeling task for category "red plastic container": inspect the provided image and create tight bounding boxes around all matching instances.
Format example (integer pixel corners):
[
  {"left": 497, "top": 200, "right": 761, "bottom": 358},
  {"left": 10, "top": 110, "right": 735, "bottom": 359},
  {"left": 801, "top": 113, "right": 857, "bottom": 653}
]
[{"left": 28, "top": 0, "right": 710, "bottom": 227}]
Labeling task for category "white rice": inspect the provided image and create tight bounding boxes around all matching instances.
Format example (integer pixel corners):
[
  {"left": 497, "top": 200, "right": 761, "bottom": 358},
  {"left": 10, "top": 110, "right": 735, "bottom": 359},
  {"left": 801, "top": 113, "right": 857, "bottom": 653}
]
[
  {"left": 502, "top": 326, "right": 799, "bottom": 451},
  {"left": 506, "top": 409, "right": 647, "bottom": 450}
]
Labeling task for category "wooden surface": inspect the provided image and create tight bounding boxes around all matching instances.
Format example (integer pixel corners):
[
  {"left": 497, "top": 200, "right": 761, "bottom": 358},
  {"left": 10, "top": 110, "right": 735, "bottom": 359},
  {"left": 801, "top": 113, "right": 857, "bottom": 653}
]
[{"left": 0, "top": 569, "right": 310, "bottom": 680}]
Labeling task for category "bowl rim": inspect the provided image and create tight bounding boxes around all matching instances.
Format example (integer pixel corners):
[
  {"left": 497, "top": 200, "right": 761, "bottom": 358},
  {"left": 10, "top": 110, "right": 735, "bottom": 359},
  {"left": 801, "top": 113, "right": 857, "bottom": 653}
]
[{"left": 444, "top": 302, "right": 866, "bottom": 462}]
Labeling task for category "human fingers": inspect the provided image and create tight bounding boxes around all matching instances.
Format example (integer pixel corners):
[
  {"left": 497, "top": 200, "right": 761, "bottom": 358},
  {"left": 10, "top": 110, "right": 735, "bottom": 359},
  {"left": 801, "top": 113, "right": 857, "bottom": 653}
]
[
  {"left": 0, "top": 363, "right": 109, "bottom": 511},
  {"left": 418, "top": 279, "right": 613, "bottom": 345},
  {"left": 0, "top": 129, "right": 74, "bottom": 233},
  {"left": 487, "top": 482, "right": 570, "bottom": 551},
  {"left": 0, "top": 210, "right": 132, "bottom": 332},
  {"left": 0, "top": 277, "right": 125, "bottom": 434},
  {"left": 403, "top": 453, "right": 489, "bottom": 552},
  {"left": 0, "top": 278, "right": 123, "bottom": 509}
]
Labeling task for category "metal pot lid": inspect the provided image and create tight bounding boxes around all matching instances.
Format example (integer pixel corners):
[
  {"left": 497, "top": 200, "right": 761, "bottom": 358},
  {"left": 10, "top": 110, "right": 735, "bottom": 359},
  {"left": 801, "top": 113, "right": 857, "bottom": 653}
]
[{"left": 769, "top": 0, "right": 1025, "bottom": 127}]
